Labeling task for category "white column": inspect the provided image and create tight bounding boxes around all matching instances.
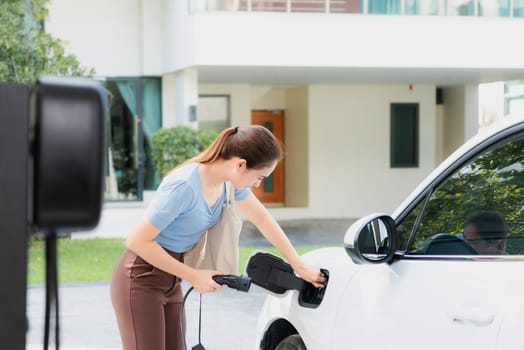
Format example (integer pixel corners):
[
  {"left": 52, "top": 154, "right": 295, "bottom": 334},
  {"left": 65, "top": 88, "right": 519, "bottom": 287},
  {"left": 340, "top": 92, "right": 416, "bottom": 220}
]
[
  {"left": 161, "top": 68, "right": 199, "bottom": 128},
  {"left": 435, "top": 104, "right": 445, "bottom": 163},
  {"left": 464, "top": 84, "right": 480, "bottom": 141},
  {"left": 161, "top": 72, "right": 176, "bottom": 128}
]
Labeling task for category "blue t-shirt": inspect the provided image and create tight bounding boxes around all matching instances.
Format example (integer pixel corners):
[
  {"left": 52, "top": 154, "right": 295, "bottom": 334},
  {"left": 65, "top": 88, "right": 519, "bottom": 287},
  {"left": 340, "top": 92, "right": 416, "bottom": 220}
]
[{"left": 145, "top": 163, "right": 250, "bottom": 253}]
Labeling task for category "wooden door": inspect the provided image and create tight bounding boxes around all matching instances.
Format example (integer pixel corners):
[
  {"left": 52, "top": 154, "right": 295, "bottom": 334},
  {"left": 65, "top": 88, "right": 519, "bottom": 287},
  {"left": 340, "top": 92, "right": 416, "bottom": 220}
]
[{"left": 251, "top": 110, "right": 284, "bottom": 203}]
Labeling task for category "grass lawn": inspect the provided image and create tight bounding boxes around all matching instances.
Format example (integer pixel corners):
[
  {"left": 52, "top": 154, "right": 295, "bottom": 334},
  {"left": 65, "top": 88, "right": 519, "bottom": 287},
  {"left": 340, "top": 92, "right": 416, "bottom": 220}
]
[{"left": 28, "top": 237, "right": 324, "bottom": 285}]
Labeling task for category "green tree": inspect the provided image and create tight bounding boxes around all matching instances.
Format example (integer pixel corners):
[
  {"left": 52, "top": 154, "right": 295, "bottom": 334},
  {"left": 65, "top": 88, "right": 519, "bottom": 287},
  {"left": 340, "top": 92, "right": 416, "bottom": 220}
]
[{"left": 0, "top": 0, "right": 94, "bottom": 84}]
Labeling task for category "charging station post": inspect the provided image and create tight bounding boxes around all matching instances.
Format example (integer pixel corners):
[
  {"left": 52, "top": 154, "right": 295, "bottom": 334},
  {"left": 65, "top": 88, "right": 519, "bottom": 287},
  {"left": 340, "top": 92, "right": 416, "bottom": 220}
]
[
  {"left": 0, "top": 78, "right": 106, "bottom": 350},
  {"left": 0, "top": 83, "right": 31, "bottom": 350}
]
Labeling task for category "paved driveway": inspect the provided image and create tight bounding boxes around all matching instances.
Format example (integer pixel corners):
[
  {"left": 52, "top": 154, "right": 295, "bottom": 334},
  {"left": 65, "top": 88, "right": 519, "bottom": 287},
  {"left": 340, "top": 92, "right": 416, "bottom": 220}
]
[
  {"left": 26, "top": 219, "right": 349, "bottom": 349},
  {"left": 27, "top": 281, "right": 268, "bottom": 350}
]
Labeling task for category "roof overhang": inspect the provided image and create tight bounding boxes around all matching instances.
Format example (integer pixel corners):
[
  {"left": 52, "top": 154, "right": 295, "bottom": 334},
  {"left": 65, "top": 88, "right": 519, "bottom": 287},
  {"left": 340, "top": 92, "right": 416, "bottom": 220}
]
[{"left": 197, "top": 66, "right": 524, "bottom": 86}]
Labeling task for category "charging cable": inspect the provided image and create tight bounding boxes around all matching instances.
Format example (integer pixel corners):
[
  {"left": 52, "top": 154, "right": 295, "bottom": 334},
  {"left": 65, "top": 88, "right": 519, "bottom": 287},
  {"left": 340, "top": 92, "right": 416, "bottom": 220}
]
[
  {"left": 43, "top": 231, "right": 59, "bottom": 350},
  {"left": 180, "top": 275, "right": 252, "bottom": 350},
  {"left": 180, "top": 287, "right": 205, "bottom": 350}
]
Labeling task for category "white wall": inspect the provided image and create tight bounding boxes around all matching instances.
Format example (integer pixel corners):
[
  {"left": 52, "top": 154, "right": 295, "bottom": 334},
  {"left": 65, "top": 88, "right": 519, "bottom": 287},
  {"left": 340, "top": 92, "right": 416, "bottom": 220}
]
[
  {"left": 184, "top": 83, "right": 438, "bottom": 219},
  {"left": 441, "top": 85, "right": 480, "bottom": 157},
  {"left": 285, "top": 87, "right": 309, "bottom": 207},
  {"left": 464, "top": 85, "right": 480, "bottom": 140},
  {"left": 182, "top": 12, "right": 524, "bottom": 72},
  {"left": 200, "top": 83, "right": 438, "bottom": 219},
  {"left": 166, "top": 0, "right": 195, "bottom": 73},
  {"left": 251, "top": 86, "right": 286, "bottom": 110},
  {"left": 436, "top": 104, "right": 445, "bottom": 163},
  {"left": 47, "top": 0, "right": 165, "bottom": 77},
  {"left": 48, "top": 1, "right": 524, "bottom": 76},
  {"left": 305, "top": 84, "right": 437, "bottom": 218},
  {"left": 199, "top": 84, "right": 252, "bottom": 126},
  {"left": 141, "top": 0, "right": 166, "bottom": 75}
]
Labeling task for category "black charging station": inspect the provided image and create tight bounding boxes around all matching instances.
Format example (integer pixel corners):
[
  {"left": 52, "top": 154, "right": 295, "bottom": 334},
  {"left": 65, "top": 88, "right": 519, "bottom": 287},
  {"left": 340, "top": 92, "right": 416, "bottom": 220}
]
[
  {"left": 31, "top": 76, "right": 106, "bottom": 231},
  {"left": 0, "top": 77, "right": 107, "bottom": 350}
]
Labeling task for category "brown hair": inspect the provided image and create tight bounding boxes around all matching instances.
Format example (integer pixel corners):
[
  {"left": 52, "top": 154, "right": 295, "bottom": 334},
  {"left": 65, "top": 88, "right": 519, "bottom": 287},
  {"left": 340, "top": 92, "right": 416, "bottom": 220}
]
[{"left": 185, "top": 125, "right": 283, "bottom": 169}]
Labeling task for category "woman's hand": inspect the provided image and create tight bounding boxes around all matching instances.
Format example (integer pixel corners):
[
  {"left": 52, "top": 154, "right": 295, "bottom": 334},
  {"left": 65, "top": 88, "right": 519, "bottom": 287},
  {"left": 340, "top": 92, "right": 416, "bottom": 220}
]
[
  {"left": 292, "top": 261, "right": 326, "bottom": 289},
  {"left": 186, "top": 269, "right": 223, "bottom": 293}
]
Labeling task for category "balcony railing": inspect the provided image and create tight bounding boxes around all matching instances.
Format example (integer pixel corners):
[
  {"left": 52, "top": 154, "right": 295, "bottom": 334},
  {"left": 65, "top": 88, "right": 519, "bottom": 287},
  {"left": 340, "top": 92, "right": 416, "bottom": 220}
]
[{"left": 190, "top": 0, "right": 524, "bottom": 17}]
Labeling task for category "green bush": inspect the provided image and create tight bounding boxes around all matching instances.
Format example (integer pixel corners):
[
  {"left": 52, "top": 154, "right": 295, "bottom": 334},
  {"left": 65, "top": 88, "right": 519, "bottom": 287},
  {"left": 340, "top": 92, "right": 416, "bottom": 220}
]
[{"left": 151, "top": 126, "right": 219, "bottom": 177}]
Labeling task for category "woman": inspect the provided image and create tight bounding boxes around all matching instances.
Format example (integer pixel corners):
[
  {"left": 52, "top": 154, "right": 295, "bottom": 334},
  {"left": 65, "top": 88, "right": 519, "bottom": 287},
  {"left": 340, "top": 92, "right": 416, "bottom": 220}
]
[{"left": 110, "top": 125, "right": 325, "bottom": 350}]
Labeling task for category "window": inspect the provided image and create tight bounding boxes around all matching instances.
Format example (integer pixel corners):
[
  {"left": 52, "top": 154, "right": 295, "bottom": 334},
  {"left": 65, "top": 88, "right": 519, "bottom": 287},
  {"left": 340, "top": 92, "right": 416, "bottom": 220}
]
[
  {"left": 198, "top": 95, "right": 230, "bottom": 132},
  {"left": 445, "top": 0, "right": 475, "bottom": 16},
  {"left": 105, "top": 78, "right": 162, "bottom": 201},
  {"left": 515, "top": 0, "right": 524, "bottom": 17},
  {"left": 405, "top": 0, "right": 439, "bottom": 15},
  {"left": 390, "top": 103, "right": 419, "bottom": 168},
  {"left": 504, "top": 80, "right": 524, "bottom": 117},
  {"left": 368, "top": 0, "right": 401, "bottom": 14},
  {"left": 396, "top": 193, "right": 429, "bottom": 251},
  {"left": 478, "top": 0, "right": 510, "bottom": 17},
  {"left": 403, "top": 135, "right": 524, "bottom": 255}
]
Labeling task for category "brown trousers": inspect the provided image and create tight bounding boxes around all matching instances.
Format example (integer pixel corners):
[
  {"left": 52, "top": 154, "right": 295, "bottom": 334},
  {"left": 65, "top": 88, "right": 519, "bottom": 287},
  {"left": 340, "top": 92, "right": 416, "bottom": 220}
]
[{"left": 110, "top": 248, "right": 185, "bottom": 350}]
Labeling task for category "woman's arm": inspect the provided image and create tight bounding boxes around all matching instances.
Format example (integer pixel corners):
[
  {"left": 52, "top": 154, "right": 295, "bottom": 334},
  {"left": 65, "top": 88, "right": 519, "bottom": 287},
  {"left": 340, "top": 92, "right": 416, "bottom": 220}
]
[
  {"left": 235, "top": 193, "right": 325, "bottom": 288},
  {"left": 126, "top": 220, "right": 221, "bottom": 293}
]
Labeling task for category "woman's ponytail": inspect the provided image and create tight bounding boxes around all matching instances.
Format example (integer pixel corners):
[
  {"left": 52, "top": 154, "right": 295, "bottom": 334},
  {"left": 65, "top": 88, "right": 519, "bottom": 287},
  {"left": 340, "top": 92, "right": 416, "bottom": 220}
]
[{"left": 183, "top": 125, "right": 282, "bottom": 169}]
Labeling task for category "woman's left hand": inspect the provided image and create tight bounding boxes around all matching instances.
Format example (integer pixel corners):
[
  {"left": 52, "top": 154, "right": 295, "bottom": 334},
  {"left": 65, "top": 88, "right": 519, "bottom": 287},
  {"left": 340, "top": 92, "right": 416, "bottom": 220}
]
[{"left": 293, "top": 262, "right": 326, "bottom": 289}]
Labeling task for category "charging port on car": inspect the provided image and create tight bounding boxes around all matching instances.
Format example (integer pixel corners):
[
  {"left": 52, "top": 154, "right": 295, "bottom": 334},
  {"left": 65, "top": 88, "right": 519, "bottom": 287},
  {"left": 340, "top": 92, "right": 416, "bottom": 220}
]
[
  {"left": 247, "top": 252, "right": 329, "bottom": 309},
  {"left": 298, "top": 268, "right": 329, "bottom": 308}
]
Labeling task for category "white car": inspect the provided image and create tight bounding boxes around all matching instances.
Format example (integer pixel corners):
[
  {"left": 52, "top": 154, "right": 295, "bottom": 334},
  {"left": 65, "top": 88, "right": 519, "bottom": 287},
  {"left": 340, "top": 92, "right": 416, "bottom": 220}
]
[{"left": 253, "top": 116, "right": 524, "bottom": 350}]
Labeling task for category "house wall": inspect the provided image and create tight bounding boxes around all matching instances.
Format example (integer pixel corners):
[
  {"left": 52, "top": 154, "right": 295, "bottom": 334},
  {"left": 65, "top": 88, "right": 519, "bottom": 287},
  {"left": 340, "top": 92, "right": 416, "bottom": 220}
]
[
  {"left": 161, "top": 73, "right": 177, "bottom": 127},
  {"left": 198, "top": 84, "right": 438, "bottom": 219},
  {"left": 181, "top": 7, "right": 524, "bottom": 74},
  {"left": 285, "top": 87, "right": 309, "bottom": 207},
  {"left": 199, "top": 85, "right": 309, "bottom": 208},
  {"left": 46, "top": 0, "right": 165, "bottom": 76},
  {"left": 45, "top": 1, "right": 483, "bottom": 235},
  {"left": 48, "top": 1, "right": 524, "bottom": 78},
  {"left": 302, "top": 84, "right": 438, "bottom": 218},
  {"left": 199, "top": 84, "right": 252, "bottom": 126},
  {"left": 441, "top": 85, "right": 483, "bottom": 158},
  {"left": 443, "top": 87, "right": 465, "bottom": 157},
  {"left": 251, "top": 86, "right": 286, "bottom": 110},
  {"left": 436, "top": 104, "right": 445, "bottom": 163}
]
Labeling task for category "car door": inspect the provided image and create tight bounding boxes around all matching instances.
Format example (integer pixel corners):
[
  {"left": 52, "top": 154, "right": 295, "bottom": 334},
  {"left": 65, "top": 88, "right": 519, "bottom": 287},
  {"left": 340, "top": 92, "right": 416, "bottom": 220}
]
[
  {"left": 333, "top": 130, "right": 524, "bottom": 350},
  {"left": 333, "top": 261, "right": 524, "bottom": 350}
]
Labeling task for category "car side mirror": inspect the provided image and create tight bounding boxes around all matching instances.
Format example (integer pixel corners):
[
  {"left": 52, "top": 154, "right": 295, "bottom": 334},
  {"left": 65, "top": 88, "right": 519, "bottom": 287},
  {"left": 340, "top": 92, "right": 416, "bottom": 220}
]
[{"left": 344, "top": 213, "right": 397, "bottom": 264}]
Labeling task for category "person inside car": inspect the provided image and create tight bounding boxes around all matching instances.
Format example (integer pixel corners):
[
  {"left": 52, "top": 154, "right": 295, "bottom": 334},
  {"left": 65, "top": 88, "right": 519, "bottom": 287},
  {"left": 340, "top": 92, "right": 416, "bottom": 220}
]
[{"left": 462, "top": 210, "right": 510, "bottom": 255}]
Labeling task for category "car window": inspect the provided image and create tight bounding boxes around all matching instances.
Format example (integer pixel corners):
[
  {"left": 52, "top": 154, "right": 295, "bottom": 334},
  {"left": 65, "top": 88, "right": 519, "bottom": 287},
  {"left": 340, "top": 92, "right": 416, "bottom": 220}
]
[
  {"left": 396, "top": 194, "right": 428, "bottom": 252},
  {"left": 405, "top": 134, "right": 524, "bottom": 256}
]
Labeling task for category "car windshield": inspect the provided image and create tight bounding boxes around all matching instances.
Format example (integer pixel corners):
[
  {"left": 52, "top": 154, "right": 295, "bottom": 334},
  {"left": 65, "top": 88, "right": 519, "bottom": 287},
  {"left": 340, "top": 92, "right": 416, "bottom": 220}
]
[{"left": 398, "top": 134, "right": 524, "bottom": 256}]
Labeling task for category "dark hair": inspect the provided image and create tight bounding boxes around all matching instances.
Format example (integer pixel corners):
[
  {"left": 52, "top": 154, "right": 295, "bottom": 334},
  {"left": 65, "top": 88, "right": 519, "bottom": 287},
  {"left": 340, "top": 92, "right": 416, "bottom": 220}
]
[
  {"left": 186, "top": 125, "right": 283, "bottom": 169},
  {"left": 465, "top": 210, "right": 510, "bottom": 241}
]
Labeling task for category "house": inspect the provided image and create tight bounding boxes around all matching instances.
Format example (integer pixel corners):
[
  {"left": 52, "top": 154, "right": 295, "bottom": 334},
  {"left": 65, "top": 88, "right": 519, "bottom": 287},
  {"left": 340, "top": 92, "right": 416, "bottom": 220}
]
[{"left": 44, "top": 0, "right": 524, "bottom": 238}]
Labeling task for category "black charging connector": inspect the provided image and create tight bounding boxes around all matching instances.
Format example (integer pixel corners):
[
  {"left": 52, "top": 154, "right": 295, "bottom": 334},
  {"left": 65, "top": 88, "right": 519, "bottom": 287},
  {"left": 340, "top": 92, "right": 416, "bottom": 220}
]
[
  {"left": 212, "top": 274, "right": 251, "bottom": 292},
  {"left": 246, "top": 252, "right": 329, "bottom": 309}
]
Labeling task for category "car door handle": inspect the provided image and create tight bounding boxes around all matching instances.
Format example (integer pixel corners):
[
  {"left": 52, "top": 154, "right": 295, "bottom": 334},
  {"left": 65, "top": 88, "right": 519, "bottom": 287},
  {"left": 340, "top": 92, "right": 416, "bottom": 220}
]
[{"left": 448, "top": 306, "right": 495, "bottom": 326}]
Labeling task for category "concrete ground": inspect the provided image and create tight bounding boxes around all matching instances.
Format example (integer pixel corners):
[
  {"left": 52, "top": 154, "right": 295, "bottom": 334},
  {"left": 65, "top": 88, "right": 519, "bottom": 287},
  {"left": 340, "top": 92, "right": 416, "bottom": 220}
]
[
  {"left": 26, "top": 218, "right": 354, "bottom": 350},
  {"left": 239, "top": 218, "right": 353, "bottom": 247},
  {"left": 26, "top": 281, "right": 269, "bottom": 350}
]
